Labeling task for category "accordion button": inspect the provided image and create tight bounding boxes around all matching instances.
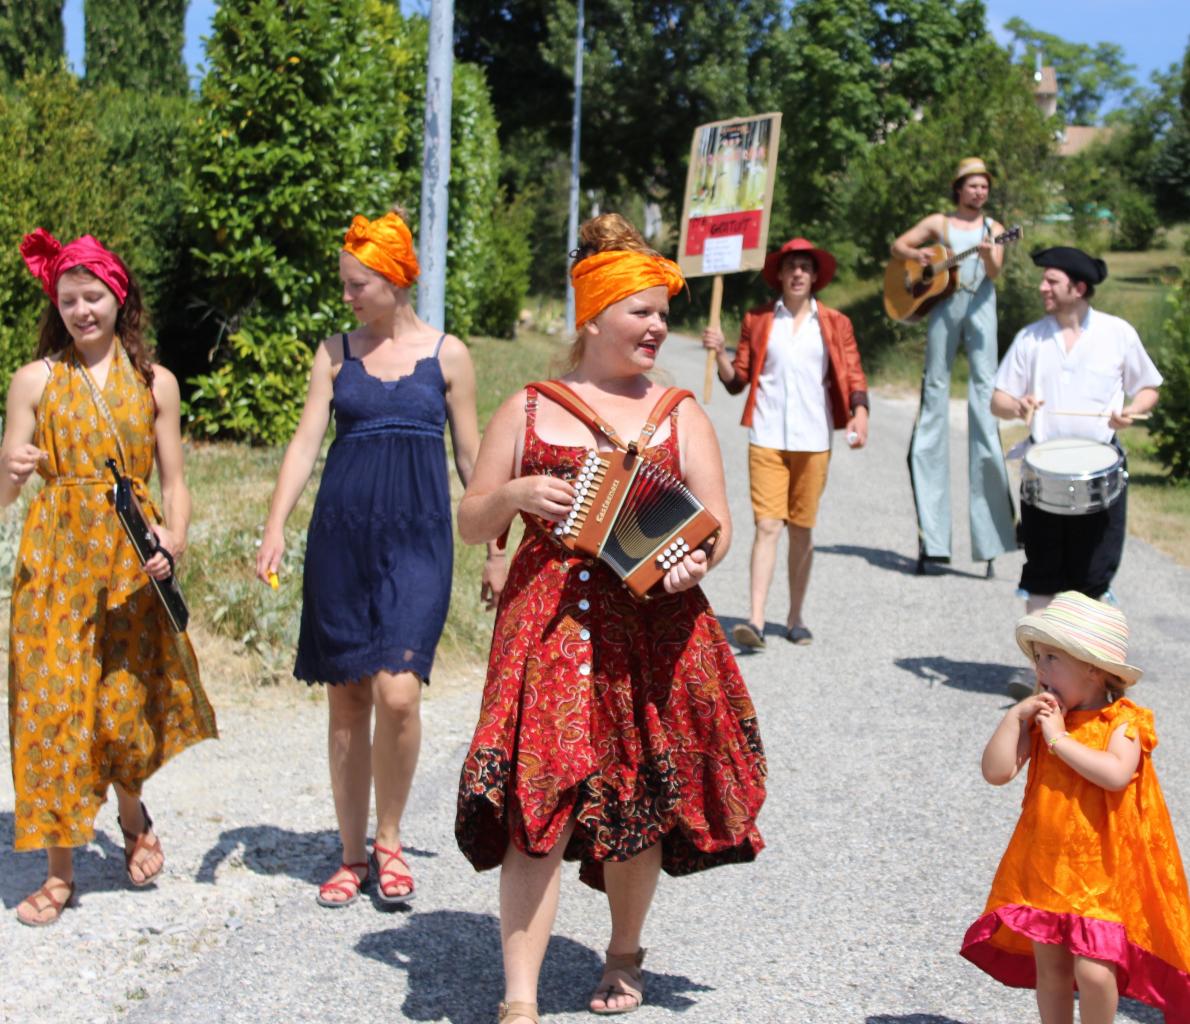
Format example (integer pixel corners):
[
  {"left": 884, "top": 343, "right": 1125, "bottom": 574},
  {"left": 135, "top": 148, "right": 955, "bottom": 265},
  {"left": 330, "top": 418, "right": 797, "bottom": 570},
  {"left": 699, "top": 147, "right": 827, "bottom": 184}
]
[
  {"left": 580, "top": 628, "right": 591, "bottom": 641},
  {"left": 578, "top": 570, "right": 591, "bottom": 581},
  {"left": 579, "top": 663, "right": 592, "bottom": 676},
  {"left": 578, "top": 599, "right": 590, "bottom": 611}
]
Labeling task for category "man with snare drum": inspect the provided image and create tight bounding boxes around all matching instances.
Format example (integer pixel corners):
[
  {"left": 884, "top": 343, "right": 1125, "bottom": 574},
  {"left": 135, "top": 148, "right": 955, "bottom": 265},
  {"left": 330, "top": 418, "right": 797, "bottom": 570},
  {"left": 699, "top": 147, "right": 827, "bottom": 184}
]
[{"left": 991, "top": 247, "right": 1161, "bottom": 616}]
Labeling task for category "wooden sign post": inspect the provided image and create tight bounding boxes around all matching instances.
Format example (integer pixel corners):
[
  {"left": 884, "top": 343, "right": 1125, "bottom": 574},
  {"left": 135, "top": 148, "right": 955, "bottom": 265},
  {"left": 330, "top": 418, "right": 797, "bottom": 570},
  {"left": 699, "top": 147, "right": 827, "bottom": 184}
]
[{"left": 676, "top": 112, "right": 782, "bottom": 402}]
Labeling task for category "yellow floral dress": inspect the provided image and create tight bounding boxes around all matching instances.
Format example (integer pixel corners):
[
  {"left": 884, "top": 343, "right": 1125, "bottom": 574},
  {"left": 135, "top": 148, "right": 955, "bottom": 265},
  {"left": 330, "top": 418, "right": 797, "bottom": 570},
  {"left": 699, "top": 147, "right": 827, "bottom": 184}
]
[{"left": 7, "top": 344, "right": 216, "bottom": 851}]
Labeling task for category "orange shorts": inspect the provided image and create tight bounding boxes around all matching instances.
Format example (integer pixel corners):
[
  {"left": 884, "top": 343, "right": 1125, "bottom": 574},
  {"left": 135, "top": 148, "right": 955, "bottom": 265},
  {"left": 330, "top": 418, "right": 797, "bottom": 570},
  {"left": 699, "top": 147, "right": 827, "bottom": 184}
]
[{"left": 748, "top": 445, "right": 831, "bottom": 528}]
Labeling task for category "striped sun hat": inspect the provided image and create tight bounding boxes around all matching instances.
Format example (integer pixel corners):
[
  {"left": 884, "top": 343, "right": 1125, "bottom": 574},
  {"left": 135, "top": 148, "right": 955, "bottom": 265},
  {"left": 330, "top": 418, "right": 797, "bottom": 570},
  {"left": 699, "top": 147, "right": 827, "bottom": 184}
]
[{"left": 1015, "top": 591, "right": 1142, "bottom": 686}]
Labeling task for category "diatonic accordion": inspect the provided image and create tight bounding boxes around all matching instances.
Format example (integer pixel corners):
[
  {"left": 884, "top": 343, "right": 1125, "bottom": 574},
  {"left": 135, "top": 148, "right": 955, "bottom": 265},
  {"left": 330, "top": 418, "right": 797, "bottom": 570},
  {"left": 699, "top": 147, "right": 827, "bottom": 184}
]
[{"left": 550, "top": 447, "right": 720, "bottom": 598}]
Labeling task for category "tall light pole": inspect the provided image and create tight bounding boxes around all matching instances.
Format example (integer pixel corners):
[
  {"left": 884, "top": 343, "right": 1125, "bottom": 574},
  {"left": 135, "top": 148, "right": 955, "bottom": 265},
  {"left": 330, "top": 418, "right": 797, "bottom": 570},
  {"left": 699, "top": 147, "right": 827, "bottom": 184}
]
[
  {"left": 564, "top": 0, "right": 584, "bottom": 335},
  {"left": 418, "top": 0, "right": 454, "bottom": 329}
]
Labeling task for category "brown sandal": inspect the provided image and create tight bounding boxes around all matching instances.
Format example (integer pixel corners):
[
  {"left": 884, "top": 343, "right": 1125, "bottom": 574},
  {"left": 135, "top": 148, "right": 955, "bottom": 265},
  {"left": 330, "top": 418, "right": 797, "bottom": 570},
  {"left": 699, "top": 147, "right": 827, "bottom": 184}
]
[
  {"left": 590, "top": 948, "right": 646, "bottom": 1015},
  {"left": 497, "top": 1001, "right": 539, "bottom": 1024},
  {"left": 118, "top": 802, "right": 164, "bottom": 887},
  {"left": 16, "top": 879, "right": 75, "bottom": 927}
]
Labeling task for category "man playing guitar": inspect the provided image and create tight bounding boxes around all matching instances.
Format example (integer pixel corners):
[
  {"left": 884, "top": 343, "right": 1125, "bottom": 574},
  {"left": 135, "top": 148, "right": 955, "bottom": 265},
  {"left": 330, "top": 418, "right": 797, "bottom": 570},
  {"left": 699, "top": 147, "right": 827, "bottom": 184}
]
[{"left": 891, "top": 156, "right": 1015, "bottom": 577}]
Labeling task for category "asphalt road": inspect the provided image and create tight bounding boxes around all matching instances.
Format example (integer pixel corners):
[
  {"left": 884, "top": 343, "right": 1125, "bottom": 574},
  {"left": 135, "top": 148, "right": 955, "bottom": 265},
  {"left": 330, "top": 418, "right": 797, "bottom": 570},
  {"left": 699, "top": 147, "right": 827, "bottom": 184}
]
[{"left": 3, "top": 332, "right": 1186, "bottom": 1024}]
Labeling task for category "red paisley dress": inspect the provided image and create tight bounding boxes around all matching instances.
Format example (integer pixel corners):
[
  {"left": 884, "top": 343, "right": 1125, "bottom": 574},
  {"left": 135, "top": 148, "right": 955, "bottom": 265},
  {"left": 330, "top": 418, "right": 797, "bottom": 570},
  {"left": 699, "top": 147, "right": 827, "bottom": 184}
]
[{"left": 455, "top": 387, "right": 766, "bottom": 890}]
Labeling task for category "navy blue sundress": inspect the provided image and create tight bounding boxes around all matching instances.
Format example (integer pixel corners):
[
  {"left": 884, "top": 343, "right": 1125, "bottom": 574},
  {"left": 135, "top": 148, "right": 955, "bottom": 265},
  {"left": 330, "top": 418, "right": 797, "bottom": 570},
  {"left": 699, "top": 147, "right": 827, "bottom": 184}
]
[{"left": 294, "top": 333, "right": 453, "bottom": 684}]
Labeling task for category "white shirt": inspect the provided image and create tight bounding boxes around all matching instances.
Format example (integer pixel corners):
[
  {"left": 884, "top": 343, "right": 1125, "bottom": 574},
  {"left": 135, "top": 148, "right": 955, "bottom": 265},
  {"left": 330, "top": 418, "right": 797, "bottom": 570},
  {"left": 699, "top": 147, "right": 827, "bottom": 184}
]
[
  {"left": 749, "top": 297, "right": 832, "bottom": 452},
  {"left": 995, "top": 308, "right": 1163, "bottom": 444}
]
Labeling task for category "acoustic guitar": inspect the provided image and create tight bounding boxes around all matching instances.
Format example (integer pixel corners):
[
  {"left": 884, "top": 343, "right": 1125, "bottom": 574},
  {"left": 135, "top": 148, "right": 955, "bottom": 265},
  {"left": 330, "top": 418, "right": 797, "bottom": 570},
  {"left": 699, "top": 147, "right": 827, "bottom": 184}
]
[{"left": 883, "top": 225, "right": 1022, "bottom": 324}]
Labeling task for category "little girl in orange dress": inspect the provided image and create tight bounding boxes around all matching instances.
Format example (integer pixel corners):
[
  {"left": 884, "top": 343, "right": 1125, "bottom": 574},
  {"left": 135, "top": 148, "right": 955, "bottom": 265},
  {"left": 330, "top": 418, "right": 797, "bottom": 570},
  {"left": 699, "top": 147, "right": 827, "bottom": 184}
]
[{"left": 962, "top": 591, "right": 1190, "bottom": 1021}]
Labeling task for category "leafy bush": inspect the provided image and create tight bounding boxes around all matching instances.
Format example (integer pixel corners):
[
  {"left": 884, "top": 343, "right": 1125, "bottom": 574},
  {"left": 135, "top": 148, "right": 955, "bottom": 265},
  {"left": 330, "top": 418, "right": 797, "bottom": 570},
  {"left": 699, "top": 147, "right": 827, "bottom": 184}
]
[
  {"left": 1110, "top": 188, "right": 1160, "bottom": 252},
  {"left": 0, "top": 69, "right": 182, "bottom": 392},
  {"left": 184, "top": 324, "right": 315, "bottom": 447},
  {"left": 182, "top": 1, "right": 520, "bottom": 442},
  {"left": 182, "top": 0, "right": 420, "bottom": 443},
  {"left": 1149, "top": 273, "right": 1190, "bottom": 481},
  {"left": 471, "top": 189, "right": 534, "bottom": 338}
]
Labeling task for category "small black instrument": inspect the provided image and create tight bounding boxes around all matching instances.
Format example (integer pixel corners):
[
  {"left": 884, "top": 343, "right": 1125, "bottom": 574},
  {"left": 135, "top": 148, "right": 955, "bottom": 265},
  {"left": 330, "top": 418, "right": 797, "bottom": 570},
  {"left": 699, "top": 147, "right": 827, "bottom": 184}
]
[{"left": 105, "top": 458, "right": 190, "bottom": 632}]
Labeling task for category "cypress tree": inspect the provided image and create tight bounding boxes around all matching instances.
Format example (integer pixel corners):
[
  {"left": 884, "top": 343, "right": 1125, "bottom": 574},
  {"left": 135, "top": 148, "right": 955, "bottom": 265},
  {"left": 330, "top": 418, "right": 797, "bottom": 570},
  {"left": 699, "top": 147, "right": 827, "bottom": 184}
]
[
  {"left": 84, "top": 0, "right": 186, "bottom": 94},
  {"left": 0, "top": 0, "right": 65, "bottom": 82}
]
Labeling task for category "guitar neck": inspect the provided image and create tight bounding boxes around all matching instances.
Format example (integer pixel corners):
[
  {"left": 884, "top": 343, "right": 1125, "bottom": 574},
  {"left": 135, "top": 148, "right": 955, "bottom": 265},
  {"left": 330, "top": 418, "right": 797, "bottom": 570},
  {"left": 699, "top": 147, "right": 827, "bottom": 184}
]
[{"left": 936, "top": 228, "right": 1019, "bottom": 271}]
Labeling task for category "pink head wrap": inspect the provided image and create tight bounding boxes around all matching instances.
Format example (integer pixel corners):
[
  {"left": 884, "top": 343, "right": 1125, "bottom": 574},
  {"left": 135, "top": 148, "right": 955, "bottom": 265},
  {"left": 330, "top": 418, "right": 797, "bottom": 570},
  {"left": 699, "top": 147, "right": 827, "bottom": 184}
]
[{"left": 20, "top": 228, "right": 130, "bottom": 306}]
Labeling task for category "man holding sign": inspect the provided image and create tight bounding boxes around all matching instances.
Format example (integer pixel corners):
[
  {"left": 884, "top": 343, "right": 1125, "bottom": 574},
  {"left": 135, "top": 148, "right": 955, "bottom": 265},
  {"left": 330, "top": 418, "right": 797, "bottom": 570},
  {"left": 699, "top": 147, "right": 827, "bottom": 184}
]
[{"left": 703, "top": 237, "right": 869, "bottom": 649}]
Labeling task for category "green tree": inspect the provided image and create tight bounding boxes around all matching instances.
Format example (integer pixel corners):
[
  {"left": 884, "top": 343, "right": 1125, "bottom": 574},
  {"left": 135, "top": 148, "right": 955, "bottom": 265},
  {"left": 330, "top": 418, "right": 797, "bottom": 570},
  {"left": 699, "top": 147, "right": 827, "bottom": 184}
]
[
  {"left": 768, "top": 0, "right": 988, "bottom": 238},
  {"left": 84, "top": 0, "right": 187, "bottom": 94},
  {"left": 183, "top": 0, "right": 419, "bottom": 443},
  {"left": 832, "top": 41, "right": 1055, "bottom": 360},
  {"left": 1148, "top": 273, "right": 1190, "bottom": 481},
  {"left": 183, "top": 0, "right": 512, "bottom": 442},
  {"left": 1151, "top": 38, "right": 1190, "bottom": 221},
  {"left": 0, "top": 0, "right": 64, "bottom": 82},
  {"left": 0, "top": 70, "right": 143, "bottom": 390},
  {"left": 1004, "top": 17, "right": 1136, "bottom": 124}
]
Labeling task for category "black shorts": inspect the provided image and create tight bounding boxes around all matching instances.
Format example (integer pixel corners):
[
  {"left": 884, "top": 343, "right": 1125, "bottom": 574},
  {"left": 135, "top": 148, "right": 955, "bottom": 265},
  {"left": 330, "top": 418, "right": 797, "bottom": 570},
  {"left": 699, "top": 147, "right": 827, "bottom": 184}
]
[{"left": 1018, "top": 481, "right": 1126, "bottom": 599}]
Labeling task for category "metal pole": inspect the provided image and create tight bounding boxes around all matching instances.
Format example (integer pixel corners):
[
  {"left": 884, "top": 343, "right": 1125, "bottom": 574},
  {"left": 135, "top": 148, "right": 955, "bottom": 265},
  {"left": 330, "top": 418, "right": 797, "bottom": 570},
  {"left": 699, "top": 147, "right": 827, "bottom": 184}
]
[
  {"left": 564, "top": 0, "right": 584, "bottom": 335},
  {"left": 418, "top": 0, "right": 454, "bottom": 329}
]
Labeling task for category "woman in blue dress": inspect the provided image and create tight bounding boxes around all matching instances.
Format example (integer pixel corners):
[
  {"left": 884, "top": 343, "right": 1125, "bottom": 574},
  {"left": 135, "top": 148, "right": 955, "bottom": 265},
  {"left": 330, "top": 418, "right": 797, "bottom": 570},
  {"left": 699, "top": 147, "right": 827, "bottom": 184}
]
[{"left": 256, "top": 209, "right": 506, "bottom": 907}]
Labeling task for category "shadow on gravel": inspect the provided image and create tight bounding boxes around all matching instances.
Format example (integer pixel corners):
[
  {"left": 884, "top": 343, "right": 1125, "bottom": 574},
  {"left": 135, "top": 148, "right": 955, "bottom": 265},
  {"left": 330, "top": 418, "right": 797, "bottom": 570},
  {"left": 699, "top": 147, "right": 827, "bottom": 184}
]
[
  {"left": 0, "top": 810, "right": 170, "bottom": 907},
  {"left": 895, "top": 656, "right": 1021, "bottom": 696},
  {"left": 715, "top": 614, "right": 794, "bottom": 653},
  {"left": 865, "top": 997, "right": 1160, "bottom": 1024},
  {"left": 357, "top": 909, "right": 710, "bottom": 1022},
  {"left": 867, "top": 1016, "right": 970, "bottom": 1023},
  {"left": 195, "top": 824, "right": 439, "bottom": 886},
  {"left": 817, "top": 544, "right": 992, "bottom": 580}
]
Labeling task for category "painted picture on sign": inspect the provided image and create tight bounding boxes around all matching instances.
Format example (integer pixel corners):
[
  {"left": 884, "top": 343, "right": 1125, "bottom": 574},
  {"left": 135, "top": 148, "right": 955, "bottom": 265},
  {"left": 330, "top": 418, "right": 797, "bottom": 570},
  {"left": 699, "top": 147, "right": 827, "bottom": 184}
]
[
  {"left": 678, "top": 112, "right": 782, "bottom": 278},
  {"left": 689, "top": 118, "right": 773, "bottom": 218}
]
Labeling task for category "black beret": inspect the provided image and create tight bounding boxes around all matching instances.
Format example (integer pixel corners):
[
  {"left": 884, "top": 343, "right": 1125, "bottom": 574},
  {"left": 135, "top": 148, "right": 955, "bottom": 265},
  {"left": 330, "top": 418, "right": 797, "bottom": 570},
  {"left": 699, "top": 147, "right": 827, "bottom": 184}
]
[{"left": 1031, "top": 246, "right": 1108, "bottom": 285}]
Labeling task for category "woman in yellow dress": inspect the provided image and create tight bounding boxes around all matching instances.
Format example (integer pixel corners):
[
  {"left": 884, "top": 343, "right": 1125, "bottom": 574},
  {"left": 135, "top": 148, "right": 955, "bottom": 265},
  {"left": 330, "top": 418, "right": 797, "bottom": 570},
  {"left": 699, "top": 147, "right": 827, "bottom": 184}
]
[{"left": 3, "top": 229, "right": 216, "bottom": 926}]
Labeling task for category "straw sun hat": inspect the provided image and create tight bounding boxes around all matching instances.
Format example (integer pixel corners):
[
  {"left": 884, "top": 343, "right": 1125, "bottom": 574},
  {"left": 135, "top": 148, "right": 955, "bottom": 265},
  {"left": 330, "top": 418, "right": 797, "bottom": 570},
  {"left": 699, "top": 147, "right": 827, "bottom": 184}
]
[{"left": 1015, "top": 591, "right": 1143, "bottom": 687}]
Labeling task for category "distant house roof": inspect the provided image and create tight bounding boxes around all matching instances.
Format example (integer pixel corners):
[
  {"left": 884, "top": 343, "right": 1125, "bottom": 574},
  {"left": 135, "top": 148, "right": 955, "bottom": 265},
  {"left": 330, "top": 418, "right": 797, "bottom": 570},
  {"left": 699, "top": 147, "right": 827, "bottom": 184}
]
[
  {"left": 1034, "top": 66, "right": 1057, "bottom": 96},
  {"left": 1058, "top": 125, "right": 1114, "bottom": 157}
]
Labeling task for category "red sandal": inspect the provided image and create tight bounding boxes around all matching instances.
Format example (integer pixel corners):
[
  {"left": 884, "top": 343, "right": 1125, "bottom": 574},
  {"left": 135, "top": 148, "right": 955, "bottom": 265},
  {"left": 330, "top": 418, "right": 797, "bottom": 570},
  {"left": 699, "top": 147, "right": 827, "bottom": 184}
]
[
  {"left": 372, "top": 842, "right": 415, "bottom": 904},
  {"left": 316, "top": 861, "right": 370, "bottom": 908},
  {"left": 118, "top": 802, "right": 164, "bottom": 887},
  {"left": 16, "top": 879, "right": 75, "bottom": 927}
]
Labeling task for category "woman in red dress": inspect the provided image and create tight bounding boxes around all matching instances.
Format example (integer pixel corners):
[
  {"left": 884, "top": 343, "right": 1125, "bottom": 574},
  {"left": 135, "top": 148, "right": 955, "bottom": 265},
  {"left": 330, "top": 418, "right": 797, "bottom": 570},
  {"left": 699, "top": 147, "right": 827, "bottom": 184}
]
[{"left": 455, "top": 213, "right": 766, "bottom": 1024}]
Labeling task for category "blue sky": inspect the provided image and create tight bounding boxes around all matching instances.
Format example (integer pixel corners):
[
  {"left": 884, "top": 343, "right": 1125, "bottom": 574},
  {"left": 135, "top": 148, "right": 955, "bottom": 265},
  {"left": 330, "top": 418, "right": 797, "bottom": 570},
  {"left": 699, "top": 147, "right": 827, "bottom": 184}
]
[{"left": 63, "top": 0, "right": 1185, "bottom": 97}]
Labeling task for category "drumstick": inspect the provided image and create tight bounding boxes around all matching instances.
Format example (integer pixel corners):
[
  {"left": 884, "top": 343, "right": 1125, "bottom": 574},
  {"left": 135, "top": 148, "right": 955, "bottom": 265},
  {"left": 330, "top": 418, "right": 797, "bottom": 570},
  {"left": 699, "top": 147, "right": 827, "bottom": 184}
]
[{"left": 1048, "top": 410, "right": 1151, "bottom": 421}]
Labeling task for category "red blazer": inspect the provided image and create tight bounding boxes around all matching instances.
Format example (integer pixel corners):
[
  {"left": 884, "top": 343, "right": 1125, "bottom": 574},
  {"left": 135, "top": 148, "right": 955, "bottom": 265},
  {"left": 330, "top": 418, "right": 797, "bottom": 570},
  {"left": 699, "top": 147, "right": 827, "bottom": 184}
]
[{"left": 723, "top": 299, "right": 869, "bottom": 430}]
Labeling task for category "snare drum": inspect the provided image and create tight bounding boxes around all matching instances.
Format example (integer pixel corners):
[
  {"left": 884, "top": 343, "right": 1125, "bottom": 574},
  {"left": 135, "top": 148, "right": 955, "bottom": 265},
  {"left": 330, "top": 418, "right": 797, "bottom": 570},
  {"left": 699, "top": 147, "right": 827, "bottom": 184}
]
[{"left": 1020, "top": 437, "right": 1126, "bottom": 516}]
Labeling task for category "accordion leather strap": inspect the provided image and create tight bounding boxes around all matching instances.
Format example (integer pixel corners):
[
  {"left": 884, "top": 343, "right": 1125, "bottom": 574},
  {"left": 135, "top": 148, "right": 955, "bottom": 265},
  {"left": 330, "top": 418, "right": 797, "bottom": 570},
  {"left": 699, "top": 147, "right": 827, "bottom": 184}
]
[{"left": 528, "top": 380, "right": 694, "bottom": 453}]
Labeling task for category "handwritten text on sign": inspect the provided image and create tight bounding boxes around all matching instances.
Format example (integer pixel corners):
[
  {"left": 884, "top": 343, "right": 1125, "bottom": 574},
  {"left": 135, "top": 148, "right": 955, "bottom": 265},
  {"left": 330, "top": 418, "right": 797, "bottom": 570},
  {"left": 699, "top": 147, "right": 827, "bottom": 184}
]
[{"left": 702, "top": 235, "right": 744, "bottom": 274}]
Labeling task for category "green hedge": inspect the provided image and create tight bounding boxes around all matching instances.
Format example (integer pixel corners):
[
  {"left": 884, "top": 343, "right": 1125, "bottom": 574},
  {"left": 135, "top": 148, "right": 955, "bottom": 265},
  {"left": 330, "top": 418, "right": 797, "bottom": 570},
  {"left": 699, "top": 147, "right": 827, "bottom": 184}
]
[
  {"left": 1149, "top": 273, "right": 1190, "bottom": 481},
  {"left": 0, "top": 70, "right": 188, "bottom": 391}
]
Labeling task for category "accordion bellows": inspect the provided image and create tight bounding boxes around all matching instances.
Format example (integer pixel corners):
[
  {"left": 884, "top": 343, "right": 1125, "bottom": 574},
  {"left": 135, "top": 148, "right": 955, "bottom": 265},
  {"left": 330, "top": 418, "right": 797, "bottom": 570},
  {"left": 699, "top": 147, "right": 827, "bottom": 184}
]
[
  {"left": 552, "top": 446, "right": 720, "bottom": 598},
  {"left": 527, "top": 379, "right": 721, "bottom": 598}
]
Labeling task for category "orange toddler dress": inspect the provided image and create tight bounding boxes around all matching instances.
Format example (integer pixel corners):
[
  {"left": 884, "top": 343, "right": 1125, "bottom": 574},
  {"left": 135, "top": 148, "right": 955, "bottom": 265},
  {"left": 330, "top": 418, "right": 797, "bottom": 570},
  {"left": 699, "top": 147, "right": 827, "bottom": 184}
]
[
  {"left": 961, "top": 698, "right": 1190, "bottom": 1016},
  {"left": 7, "top": 345, "right": 217, "bottom": 851}
]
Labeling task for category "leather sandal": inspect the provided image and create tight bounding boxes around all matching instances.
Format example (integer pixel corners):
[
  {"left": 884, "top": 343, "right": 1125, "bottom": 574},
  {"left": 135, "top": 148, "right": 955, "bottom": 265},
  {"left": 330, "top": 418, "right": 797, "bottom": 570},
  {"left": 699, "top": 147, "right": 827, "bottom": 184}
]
[
  {"left": 16, "top": 879, "right": 75, "bottom": 927},
  {"left": 316, "top": 861, "right": 370, "bottom": 908},
  {"left": 497, "top": 1001, "right": 539, "bottom": 1023},
  {"left": 118, "top": 802, "right": 164, "bottom": 887},
  {"left": 590, "top": 948, "right": 646, "bottom": 1015},
  {"left": 373, "top": 842, "right": 415, "bottom": 903}
]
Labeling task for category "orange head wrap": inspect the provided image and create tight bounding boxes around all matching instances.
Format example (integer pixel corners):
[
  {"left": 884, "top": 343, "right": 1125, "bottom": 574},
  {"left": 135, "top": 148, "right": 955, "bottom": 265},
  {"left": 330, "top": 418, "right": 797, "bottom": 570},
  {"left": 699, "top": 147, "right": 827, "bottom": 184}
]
[
  {"left": 571, "top": 250, "right": 685, "bottom": 328},
  {"left": 342, "top": 212, "right": 419, "bottom": 288}
]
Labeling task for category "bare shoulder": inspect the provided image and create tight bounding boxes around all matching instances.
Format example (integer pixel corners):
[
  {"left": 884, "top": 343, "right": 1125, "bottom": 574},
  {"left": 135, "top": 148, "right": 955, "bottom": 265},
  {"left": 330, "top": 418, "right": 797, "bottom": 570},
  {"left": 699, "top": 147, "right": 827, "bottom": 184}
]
[
  {"left": 317, "top": 333, "right": 347, "bottom": 365},
  {"left": 675, "top": 394, "right": 713, "bottom": 432},
  {"left": 8, "top": 358, "right": 53, "bottom": 404},
  {"left": 436, "top": 333, "right": 474, "bottom": 374}
]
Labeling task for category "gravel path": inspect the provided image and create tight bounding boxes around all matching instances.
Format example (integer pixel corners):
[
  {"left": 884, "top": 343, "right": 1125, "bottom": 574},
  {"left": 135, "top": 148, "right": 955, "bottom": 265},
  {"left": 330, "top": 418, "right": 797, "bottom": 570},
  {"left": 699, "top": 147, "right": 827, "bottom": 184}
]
[{"left": 2, "top": 334, "right": 1186, "bottom": 1024}]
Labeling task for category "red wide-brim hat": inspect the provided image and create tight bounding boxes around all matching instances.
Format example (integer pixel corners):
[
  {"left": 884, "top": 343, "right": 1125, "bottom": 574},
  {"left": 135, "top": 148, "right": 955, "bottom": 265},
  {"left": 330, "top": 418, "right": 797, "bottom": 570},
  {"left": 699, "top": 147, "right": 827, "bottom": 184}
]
[{"left": 761, "top": 237, "right": 837, "bottom": 292}]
